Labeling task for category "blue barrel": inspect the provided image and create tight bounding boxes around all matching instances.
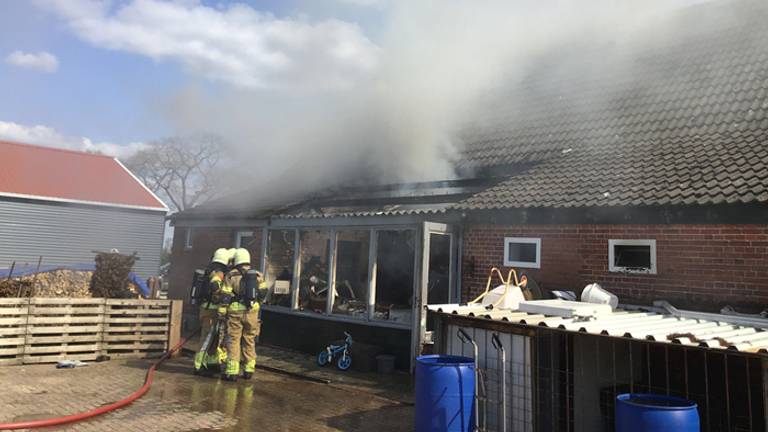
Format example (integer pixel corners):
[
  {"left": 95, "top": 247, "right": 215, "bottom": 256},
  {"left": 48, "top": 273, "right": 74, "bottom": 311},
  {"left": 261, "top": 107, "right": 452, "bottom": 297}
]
[
  {"left": 415, "top": 355, "right": 475, "bottom": 432},
  {"left": 616, "top": 393, "right": 700, "bottom": 432}
]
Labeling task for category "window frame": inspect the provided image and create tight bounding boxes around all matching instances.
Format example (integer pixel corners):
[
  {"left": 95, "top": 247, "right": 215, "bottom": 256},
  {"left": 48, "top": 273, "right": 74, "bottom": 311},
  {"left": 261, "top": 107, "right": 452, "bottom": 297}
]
[
  {"left": 503, "top": 237, "right": 541, "bottom": 269},
  {"left": 184, "top": 227, "right": 193, "bottom": 250},
  {"left": 260, "top": 225, "right": 418, "bottom": 329},
  {"left": 234, "top": 230, "right": 254, "bottom": 248},
  {"left": 608, "top": 239, "right": 657, "bottom": 275}
]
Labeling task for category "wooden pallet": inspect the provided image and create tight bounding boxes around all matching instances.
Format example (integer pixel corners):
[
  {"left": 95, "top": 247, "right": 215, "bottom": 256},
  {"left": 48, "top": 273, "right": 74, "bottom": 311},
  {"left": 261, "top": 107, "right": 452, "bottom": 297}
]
[
  {"left": 103, "top": 299, "right": 172, "bottom": 358},
  {"left": 0, "top": 298, "right": 182, "bottom": 365},
  {"left": 23, "top": 298, "right": 106, "bottom": 364},
  {"left": 0, "top": 298, "right": 29, "bottom": 366}
]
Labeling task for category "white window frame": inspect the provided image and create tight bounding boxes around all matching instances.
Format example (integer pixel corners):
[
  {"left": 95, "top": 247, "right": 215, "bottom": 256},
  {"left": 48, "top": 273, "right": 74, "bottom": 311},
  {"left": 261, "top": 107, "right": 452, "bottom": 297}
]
[
  {"left": 608, "top": 239, "right": 657, "bottom": 275},
  {"left": 235, "top": 230, "right": 253, "bottom": 248},
  {"left": 503, "top": 237, "right": 541, "bottom": 269},
  {"left": 184, "top": 227, "right": 193, "bottom": 250}
]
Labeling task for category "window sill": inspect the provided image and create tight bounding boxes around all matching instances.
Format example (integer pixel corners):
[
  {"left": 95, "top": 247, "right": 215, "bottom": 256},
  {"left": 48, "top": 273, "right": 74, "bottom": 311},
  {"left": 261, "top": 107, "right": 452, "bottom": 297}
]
[{"left": 261, "top": 305, "right": 412, "bottom": 330}]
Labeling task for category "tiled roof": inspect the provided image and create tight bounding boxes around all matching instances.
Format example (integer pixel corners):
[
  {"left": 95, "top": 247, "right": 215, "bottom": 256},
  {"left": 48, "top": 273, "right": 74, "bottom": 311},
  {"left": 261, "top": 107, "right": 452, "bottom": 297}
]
[
  {"left": 429, "top": 302, "right": 768, "bottom": 354},
  {"left": 454, "top": 0, "right": 768, "bottom": 210},
  {"left": 0, "top": 140, "right": 167, "bottom": 211}
]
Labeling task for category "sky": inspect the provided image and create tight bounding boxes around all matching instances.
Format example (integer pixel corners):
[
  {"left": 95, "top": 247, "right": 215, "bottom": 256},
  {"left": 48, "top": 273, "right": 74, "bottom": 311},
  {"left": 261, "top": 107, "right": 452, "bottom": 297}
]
[
  {"left": 0, "top": 0, "right": 388, "bottom": 157},
  {"left": 0, "top": 0, "right": 712, "bottom": 165}
]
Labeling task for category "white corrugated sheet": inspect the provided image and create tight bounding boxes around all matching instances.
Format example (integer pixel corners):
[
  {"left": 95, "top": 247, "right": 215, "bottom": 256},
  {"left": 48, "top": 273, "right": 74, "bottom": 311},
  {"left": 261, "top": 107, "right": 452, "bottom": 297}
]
[{"left": 428, "top": 302, "right": 768, "bottom": 354}]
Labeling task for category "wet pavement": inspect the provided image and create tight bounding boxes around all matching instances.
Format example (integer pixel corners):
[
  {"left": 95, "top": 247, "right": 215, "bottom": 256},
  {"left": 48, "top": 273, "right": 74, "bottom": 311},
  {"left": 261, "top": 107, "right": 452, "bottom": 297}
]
[{"left": 0, "top": 351, "right": 414, "bottom": 431}]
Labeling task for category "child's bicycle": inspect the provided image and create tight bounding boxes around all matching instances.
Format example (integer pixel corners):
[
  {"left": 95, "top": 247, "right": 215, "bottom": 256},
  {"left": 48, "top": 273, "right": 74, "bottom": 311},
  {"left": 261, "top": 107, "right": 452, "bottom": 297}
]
[{"left": 317, "top": 332, "right": 353, "bottom": 371}]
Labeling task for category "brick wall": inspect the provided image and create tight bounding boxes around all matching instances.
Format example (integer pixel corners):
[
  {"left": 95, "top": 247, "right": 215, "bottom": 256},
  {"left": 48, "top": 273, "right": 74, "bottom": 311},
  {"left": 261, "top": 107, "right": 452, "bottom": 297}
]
[
  {"left": 461, "top": 224, "right": 768, "bottom": 312},
  {"left": 168, "top": 226, "right": 263, "bottom": 328}
]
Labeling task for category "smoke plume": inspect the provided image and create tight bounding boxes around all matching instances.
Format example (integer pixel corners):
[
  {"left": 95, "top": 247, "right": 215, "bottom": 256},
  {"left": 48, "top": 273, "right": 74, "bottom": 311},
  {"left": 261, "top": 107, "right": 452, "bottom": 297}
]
[{"left": 164, "top": 0, "right": 711, "bottom": 203}]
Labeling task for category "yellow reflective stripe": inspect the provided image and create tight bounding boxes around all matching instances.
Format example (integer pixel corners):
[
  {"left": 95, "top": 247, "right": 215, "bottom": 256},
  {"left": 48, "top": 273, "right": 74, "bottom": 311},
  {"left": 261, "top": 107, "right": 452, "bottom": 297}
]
[{"left": 228, "top": 302, "right": 259, "bottom": 312}]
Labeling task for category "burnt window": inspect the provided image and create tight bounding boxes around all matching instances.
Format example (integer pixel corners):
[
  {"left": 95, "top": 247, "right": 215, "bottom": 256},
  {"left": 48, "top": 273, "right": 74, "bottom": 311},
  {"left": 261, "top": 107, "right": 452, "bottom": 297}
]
[
  {"left": 503, "top": 237, "right": 541, "bottom": 269},
  {"left": 609, "top": 239, "right": 656, "bottom": 274}
]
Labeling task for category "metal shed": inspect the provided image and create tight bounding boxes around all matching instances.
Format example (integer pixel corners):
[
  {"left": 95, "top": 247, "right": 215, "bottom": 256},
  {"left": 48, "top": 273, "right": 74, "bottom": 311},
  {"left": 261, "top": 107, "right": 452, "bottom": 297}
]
[{"left": 0, "top": 141, "right": 167, "bottom": 279}]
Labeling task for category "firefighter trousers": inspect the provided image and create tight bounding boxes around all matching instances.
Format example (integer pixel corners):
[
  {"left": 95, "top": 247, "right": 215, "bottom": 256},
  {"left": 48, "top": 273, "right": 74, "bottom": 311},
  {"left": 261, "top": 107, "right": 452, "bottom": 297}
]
[
  {"left": 194, "top": 306, "right": 226, "bottom": 370},
  {"left": 225, "top": 308, "right": 260, "bottom": 375}
]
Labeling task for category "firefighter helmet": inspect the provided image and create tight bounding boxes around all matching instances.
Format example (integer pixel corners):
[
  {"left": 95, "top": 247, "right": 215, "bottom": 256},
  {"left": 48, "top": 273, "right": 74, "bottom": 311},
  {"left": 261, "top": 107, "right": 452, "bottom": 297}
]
[
  {"left": 211, "top": 248, "right": 233, "bottom": 266},
  {"left": 233, "top": 248, "right": 251, "bottom": 267}
]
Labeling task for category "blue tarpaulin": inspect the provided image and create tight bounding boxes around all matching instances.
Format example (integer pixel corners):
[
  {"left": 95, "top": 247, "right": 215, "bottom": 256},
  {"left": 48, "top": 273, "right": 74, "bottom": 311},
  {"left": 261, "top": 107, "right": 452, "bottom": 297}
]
[{"left": 0, "top": 264, "right": 149, "bottom": 297}]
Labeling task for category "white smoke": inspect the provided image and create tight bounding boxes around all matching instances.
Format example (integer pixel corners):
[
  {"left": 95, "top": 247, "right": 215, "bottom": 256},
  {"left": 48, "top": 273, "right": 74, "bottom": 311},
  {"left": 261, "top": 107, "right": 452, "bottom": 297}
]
[{"left": 163, "top": 0, "right": 714, "bottom": 202}]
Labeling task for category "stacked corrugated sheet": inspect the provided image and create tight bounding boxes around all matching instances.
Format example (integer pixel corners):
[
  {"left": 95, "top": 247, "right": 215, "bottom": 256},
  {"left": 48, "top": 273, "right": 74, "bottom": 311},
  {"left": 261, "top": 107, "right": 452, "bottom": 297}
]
[{"left": 428, "top": 301, "right": 768, "bottom": 354}]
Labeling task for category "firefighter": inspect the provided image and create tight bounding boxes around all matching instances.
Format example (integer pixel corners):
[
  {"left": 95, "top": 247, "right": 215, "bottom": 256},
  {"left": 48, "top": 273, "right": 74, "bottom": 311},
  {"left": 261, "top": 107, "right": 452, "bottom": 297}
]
[
  {"left": 222, "top": 248, "right": 266, "bottom": 381},
  {"left": 193, "top": 247, "right": 233, "bottom": 376}
]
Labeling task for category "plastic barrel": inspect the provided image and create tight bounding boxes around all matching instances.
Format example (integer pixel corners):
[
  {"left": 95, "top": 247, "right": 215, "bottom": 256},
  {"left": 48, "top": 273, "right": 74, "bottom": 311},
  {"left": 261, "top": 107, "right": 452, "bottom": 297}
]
[
  {"left": 415, "top": 355, "right": 475, "bottom": 432},
  {"left": 616, "top": 393, "right": 700, "bottom": 432}
]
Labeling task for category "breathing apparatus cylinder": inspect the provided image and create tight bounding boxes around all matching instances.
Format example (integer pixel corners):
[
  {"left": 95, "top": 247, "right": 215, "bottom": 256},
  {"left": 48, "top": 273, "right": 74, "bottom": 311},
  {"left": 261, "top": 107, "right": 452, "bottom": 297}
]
[
  {"left": 190, "top": 268, "right": 208, "bottom": 305},
  {"left": 240, "top": 270, "right": 260, "bottom": 307}
]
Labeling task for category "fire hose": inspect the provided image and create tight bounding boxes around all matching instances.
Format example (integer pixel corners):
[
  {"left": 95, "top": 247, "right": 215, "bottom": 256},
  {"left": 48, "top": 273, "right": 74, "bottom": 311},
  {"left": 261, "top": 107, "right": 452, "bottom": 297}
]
[{"left": 0, "top": 330, "right": 198, "bottom": 430}]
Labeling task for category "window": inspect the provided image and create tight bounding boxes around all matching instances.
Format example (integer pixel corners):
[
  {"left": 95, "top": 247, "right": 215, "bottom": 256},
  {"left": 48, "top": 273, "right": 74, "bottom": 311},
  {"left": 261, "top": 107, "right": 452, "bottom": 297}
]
[
  {"left": 264, "top": 230, "right": 296, "bottom": 307},
  {"left": 427, "top": 233, "right": 452, "bottom": 304},
  {"left": 373, "top": 230, "right": 415, "bottom": 324},
  {"left": 235, "top": 230, "right": 261, "bottom": 269},
  {"left": 184, "top": 228, "right": 193, "bottom": 250},
  {"left": 503, "top": 237, "right": 541, "bottom": 268},
  {"left": 332, "top": 230, "right": 370, "bottom": 319},
  {"left": 297, "top": 230, "right": 330, "bottom": 314},
  {"left": 609, "top": 239, "right": 657, "bottom": 274}
]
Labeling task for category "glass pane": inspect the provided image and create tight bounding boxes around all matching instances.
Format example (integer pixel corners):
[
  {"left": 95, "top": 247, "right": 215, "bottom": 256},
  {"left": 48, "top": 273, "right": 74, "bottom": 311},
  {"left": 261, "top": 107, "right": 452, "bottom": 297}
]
[
  {"left": 614, "top": 245, "right": 651, "bottom": 269},
  {"left": 237, "top": 232, "right": 262, "bottom": 270},
  {"left": 427, "top": 233, "right": 451, "bottom": 305},
  {"left": 264, "top": 229, "right": 295, "bottom": 307},
  {"left": 508, "top": 242, "right": 537, "bottom": 263},
  {"left": 298, "top": 230, "right": 330, "bottom": 314},
  {"left": 374, "top": 230, "right": 415, "bottom": 324},
  {"left": 332, "top": 230, "right": 370, "bottom": 319}
]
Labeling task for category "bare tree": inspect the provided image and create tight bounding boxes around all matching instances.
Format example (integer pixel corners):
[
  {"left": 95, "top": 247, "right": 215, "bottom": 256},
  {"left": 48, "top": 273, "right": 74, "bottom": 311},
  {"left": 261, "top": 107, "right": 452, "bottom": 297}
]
[{"left": 126, "top": 135, "right": 222, "bottom": 212}]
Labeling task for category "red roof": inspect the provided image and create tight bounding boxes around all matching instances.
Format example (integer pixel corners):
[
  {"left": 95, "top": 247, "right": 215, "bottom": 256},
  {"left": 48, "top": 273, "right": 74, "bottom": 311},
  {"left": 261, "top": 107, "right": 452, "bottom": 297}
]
[{"left": 0, "top": 140, "right": 167, "bottom": 211}]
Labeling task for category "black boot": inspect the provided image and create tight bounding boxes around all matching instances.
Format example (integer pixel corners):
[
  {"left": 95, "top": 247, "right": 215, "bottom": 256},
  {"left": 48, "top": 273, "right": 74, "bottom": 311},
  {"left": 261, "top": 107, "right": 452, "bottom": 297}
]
[
  {"left": 242, "top": 371, "right": 253, "bottom": 380},
  {"left": 223, "top": 374, "right": 238, "bottom": 382}
]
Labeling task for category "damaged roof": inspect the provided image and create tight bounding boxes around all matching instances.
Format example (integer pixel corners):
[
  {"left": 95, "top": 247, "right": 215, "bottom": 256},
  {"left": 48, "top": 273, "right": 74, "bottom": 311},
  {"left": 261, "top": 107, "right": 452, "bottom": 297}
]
[
  {"left": 454, "top": 0, "right": 768, "bottom": 210},
  {"left": 178, "top": 0, "right": 768, "bottom": 221}
]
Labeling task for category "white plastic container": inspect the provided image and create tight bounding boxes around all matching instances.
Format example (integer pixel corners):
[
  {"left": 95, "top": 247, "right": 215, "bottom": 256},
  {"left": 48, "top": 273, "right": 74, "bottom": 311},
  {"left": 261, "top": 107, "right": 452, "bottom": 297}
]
[
  {"left": 581, "top": 283, "right": 619, "bottom": 309},
  {"left": 481, "top": 284, "right": 526, "bottom": 310}
]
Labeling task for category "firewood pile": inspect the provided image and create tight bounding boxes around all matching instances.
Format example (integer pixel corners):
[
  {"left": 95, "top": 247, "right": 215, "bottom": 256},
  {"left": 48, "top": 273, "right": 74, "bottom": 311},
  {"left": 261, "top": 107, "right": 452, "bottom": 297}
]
[
  {"left": 0, "top": 252, "right": 143, "bottom": 298},
  {"left": 0, "top": 270, "right": 93, "bottom": 298},
  {"left": 90, "top": 252, "right": 140, "bottom": 298},
  {"left": 0, "top": 278, "right": 33, "bottom": 297}
]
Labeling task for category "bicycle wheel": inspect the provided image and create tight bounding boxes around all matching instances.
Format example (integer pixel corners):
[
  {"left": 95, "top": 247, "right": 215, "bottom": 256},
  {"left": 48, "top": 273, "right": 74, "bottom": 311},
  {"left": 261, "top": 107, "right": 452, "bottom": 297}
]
[
  {"left": 336, "top": 354, "right": 352, "bottom": 371},
  {"left": 317, "top": 350, "right": 331, "bottom": 366}
]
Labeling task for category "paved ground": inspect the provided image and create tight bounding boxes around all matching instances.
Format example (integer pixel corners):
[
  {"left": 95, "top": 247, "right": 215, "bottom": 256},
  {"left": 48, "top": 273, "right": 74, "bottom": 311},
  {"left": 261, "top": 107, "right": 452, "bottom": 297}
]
[{"left": 0, "top": 348, "right": 414, "bottom": 431}]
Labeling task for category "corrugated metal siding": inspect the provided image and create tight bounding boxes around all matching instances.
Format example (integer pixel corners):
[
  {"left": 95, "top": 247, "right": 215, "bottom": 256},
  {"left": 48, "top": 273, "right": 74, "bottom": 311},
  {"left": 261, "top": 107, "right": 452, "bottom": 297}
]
[{"left": 0, "top": 199, "right": 165, "bottom": 279}]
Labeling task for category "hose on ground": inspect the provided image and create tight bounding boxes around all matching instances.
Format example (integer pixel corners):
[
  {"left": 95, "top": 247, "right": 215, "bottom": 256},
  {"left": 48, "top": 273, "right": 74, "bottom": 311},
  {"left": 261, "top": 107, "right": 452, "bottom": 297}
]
[{"left": 0, "top": 330, "right": 198, "bottom": 430}]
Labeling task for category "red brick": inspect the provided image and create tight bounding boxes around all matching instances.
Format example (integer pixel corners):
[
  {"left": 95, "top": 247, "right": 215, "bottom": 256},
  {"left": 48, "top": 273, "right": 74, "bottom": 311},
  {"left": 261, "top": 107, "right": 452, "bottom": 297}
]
[{"left": 462, "top": 223, "right": 768, "bottom": 312}]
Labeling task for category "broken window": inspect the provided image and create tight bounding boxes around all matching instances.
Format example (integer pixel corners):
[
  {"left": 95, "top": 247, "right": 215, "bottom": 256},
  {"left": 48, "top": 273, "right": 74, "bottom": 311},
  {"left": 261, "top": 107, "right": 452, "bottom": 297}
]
[
  {"left": 298, "top": 229, "right": 330, "bottom": 314},
  {"left": 609, "top": 239, "right": 656, "bottom": 274},
  {"left": 264, "top": 229, "right": 296, "bottom": 307},
  {"left": 332, "top": 230, "right": 370, "bottom": 319},
  {"left": 373, "top": 230, "right": 415, "bottom": 324},
  {"left": 503, "top": 237, "right": 540, "bottom": 269}
]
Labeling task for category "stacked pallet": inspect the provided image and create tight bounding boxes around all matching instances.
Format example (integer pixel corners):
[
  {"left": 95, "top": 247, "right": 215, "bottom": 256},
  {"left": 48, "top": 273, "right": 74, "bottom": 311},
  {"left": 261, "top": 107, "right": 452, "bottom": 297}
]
[
  {"left": 0, "top": 298, "right": 181, "bottom": 366},
  {"left": 24, "top": 298, "right": 105, "bottom": 364},
  {"left": 103, "top": 299, "right": 171, "bottom": 359},
  {"left": 0, "top": 299, "right": 27, "bottom": 366}
]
